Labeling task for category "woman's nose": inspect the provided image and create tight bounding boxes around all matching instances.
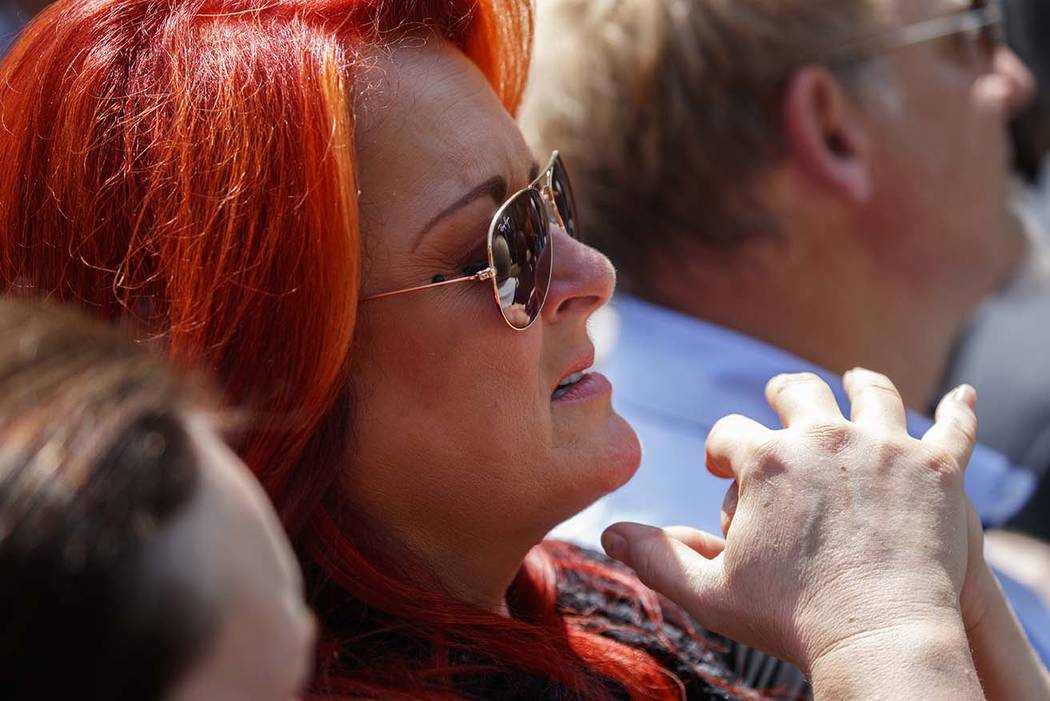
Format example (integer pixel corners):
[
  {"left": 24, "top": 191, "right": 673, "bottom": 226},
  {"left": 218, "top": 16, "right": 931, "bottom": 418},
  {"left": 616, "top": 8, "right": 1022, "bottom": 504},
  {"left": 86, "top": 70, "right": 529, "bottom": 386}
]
[{"left": 541, "top": 226, "right": 616, "bottom": 325}]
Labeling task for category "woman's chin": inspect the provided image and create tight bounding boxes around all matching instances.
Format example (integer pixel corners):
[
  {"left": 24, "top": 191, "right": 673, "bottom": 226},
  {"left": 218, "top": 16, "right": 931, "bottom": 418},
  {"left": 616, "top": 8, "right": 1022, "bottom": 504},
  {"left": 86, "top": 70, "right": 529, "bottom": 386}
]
[
  {"left": 605, "top": 411, "right": 642, "bottom": 491},
  {"left": 539, "top": 411, "right": 641, "bottom": 536},
  {"left": 574, "top": 411, "right": 642, "bottom": 508}
]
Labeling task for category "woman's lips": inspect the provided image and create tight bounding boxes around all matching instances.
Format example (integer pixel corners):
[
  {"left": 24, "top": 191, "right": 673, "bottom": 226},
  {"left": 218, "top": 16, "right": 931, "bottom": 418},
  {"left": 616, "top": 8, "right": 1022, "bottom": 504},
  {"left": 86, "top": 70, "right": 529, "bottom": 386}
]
[{"left": 551, "top": 372, "right": 612, "bottom": 404}]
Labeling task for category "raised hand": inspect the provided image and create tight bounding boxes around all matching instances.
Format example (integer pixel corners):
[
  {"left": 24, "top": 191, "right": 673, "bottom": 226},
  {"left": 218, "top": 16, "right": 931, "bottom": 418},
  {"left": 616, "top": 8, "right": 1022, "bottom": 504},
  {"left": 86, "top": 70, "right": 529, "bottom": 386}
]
[{"left": 601, "top": 369, "right": 981, "bottom": 683}]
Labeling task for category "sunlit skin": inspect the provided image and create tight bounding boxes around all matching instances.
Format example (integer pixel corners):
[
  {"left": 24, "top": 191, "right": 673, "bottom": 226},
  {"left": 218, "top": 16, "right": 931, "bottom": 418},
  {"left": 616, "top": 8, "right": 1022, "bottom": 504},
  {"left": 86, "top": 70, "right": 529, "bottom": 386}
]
[
  {"left": 163, "top": 416, "right": 317, "bottom": 701},
  {"left": 345, "top": 39, "right": 641, "bottom": 614},
  {"left": 861, "top": 0, "right": 1034, "bottom": 307}
]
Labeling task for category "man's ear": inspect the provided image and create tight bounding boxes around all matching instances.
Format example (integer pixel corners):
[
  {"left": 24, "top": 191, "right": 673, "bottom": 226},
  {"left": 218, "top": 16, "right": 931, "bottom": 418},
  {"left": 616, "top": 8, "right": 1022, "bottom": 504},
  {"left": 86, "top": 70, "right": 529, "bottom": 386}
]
[{"left": 781, "top": 65, "right": 872, "bottom": 203}]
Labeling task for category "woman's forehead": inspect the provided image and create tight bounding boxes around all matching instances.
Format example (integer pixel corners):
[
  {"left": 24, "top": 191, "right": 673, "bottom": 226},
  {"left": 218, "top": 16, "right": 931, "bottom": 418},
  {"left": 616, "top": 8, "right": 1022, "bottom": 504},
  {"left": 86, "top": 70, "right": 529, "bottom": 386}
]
[{"left": 354, "top": 40, "right": 530, "bottom": 249}]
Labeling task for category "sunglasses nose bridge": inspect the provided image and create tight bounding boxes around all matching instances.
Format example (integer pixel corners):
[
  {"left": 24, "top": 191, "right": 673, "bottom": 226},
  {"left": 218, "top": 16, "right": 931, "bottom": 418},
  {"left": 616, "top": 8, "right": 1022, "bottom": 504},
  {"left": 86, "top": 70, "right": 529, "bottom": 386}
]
[{"left": 537, "top": 184, "right": 567, "bottom": 233}]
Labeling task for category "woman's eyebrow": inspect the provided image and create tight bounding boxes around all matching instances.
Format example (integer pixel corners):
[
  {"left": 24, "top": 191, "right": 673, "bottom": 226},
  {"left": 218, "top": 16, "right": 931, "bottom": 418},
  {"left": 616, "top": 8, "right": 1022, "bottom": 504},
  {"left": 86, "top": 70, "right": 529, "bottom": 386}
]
[
  {"left": 412, "top": 161, "right": 541, "bottom": 251},
  {"left": 413, "top": 175, "right": 508, "bottom": 251}
]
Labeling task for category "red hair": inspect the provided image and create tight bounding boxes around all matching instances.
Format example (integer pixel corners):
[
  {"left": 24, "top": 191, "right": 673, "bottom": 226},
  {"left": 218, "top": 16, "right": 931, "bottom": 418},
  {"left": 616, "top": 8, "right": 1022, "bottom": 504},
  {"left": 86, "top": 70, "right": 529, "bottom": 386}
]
[{"left": 0, "top": 2, "right": 748, "bottom": 698}]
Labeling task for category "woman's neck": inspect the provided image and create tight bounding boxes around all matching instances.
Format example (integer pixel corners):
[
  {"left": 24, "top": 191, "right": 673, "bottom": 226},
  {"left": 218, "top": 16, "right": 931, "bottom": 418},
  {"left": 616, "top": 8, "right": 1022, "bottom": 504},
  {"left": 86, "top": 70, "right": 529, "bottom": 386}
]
[
  {"left": 410, "top": 524, "right": 531, "bottom": 616},
  {"left": 349, "top": 510, "right": 535, "bottom": 617}
]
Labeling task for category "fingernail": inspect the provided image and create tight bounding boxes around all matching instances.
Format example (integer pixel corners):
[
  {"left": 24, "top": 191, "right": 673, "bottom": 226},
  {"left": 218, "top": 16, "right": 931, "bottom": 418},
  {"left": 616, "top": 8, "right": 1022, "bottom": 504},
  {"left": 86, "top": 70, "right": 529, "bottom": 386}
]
[{"left": 601, "top": 530, "right": 627, "bottom": 560}]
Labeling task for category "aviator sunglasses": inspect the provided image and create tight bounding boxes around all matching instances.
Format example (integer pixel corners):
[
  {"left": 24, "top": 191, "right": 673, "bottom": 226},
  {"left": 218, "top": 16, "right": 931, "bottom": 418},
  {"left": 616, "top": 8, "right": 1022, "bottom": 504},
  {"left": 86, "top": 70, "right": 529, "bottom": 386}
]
[{"left": 363, "top": 151, "right": 579, "bottom": 330}]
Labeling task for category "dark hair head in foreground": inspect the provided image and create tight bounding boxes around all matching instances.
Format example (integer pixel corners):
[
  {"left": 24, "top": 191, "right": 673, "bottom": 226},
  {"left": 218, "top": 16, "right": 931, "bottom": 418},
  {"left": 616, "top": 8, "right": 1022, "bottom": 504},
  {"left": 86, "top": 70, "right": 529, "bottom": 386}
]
[
  {"left": 0, "top": 299, "right": 212, "bottom": 699},
  {"left": 0, "top": 297, "right": 316, "bottom": 700}
]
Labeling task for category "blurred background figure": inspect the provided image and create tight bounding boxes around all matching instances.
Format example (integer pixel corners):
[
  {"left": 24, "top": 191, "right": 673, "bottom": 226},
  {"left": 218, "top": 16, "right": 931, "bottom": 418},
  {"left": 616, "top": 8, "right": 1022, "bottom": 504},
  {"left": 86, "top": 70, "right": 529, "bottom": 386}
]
[
  {"left": 521, "top": 0, "right": 1050, "bottom": 658},
  {"left": 1005, "top": 0, "right": 1050, "bottom": 187},
  {"left": 0, "top": 299, "right": 315, "bottom": 701},
  {"left": 944, "top": 0, "right": 1050, "bottom": 547},
  {"left": 0, "top": 0, "right": 46, "bottom": 53}
]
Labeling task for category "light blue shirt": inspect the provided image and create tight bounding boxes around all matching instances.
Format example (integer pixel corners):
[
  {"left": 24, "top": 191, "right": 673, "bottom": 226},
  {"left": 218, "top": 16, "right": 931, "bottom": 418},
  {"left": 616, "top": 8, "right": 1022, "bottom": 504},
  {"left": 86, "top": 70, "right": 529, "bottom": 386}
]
[{"left": 555, "top": 294, "right": 1050, "bottom": 660}]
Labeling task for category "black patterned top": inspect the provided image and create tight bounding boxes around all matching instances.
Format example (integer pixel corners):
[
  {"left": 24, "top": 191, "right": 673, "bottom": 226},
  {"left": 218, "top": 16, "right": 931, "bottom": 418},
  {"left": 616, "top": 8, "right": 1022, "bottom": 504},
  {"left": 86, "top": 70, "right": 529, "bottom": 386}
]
[
  {"left": 312, "top": 544, "right": 813, "bottom": 700},
  {"left": 549, "top": 546, "right": 813, "bottom": 701}
]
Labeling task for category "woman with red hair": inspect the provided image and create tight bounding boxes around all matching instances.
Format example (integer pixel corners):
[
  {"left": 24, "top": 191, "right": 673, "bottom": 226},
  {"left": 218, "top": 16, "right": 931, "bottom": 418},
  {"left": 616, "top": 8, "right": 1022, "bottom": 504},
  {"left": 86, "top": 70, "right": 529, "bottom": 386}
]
[{"left": 1, "top": 1, "right": 1046, "bottom": 699}]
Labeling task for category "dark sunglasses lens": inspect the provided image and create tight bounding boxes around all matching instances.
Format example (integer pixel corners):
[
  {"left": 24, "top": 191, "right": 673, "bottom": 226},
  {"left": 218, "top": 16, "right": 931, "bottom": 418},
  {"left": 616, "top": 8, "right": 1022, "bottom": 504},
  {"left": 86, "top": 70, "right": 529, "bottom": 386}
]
[
  {"left": 550, "top": 156, "right": 579, "bottom": 240},
  {"left": 490, "top": 190, "right": 551, "bottom": 329}
]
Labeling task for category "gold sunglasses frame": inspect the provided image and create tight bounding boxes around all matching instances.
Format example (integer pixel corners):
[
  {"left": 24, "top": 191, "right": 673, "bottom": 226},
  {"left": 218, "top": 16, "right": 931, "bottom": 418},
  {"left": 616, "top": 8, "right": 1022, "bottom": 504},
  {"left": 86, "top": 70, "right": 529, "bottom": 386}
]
[{"left": 362, "top": 151, "right": 572, "bottom": 331}]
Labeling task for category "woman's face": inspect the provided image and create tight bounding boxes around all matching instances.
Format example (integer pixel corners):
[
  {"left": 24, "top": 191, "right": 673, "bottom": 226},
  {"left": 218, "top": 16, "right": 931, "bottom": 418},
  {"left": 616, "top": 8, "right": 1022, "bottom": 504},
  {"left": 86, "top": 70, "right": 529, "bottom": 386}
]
[
  {"left": 164, "top": 417, "right": 316, "bottom": 701},
  {"left": 347, "top": 38, "right": 640, "bottom": 585}
]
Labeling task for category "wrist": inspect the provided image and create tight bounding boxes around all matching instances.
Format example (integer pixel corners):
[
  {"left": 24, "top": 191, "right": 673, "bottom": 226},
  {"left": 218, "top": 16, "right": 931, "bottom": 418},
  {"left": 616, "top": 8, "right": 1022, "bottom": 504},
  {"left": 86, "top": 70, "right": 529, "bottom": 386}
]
[
  {"left": 795, "top": 573, "right": 961, "bottom": 671},
  {"left": 809, "top": 616, "right": 982, "bottom": 700},
  {"left": 961, "top": 560, "right": 998, "bottom": 636}
]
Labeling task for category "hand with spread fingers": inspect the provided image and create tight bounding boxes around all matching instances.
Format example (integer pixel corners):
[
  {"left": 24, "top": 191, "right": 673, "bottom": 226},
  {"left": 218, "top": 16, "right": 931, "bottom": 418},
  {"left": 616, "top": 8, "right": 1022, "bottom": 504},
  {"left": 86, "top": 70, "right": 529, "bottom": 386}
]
[{"left": 602, "top": 369, "right": 1049, "bottom": 700}]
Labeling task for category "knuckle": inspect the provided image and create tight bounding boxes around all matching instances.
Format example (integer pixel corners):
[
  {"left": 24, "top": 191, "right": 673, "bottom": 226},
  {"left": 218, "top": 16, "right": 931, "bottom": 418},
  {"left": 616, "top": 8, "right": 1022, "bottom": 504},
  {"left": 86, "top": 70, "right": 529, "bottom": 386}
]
[
  {"left": 803, "top": 421, "right": 854, "bottom": 453},
  {"left": 949, "top": 417, "right": 978, "bottom": 447},
  {"left": 923, "top": 445, "right": 961, "bottom": 475},
  {"left": 857, "top": 368, "right": 894, "bottom": 386},
  {"left": 750, "top": 437, "right": 788, "bottom": 474},
  {"left": 768, "top": 372, "right": 823, "bottom": 397},
  {"left": 855, "top": 380, "right": 901, "bottom": 403},
  {"left": 851, "top": 367, "right": 893, "bottom": 387},
  {"left": 868, "top": 436, "right": 911, "bottom": 468},
  {"left": 710, "top": 413, "right": 748, "bottom": 436}
]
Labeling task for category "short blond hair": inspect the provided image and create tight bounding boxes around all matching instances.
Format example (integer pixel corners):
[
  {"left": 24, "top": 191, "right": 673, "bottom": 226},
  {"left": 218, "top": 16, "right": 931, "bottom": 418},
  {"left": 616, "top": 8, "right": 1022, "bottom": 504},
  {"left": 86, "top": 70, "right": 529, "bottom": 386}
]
[{"left": 521, "top": 0, "right": 885, "bottom": 289}]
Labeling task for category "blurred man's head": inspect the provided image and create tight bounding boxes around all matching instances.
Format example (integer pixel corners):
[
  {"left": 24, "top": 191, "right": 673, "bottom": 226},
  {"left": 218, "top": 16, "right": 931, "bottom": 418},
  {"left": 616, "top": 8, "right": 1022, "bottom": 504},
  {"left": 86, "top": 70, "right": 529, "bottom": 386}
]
[{"left": 522, "top": 0, "right": 1034, "bottom": 407}]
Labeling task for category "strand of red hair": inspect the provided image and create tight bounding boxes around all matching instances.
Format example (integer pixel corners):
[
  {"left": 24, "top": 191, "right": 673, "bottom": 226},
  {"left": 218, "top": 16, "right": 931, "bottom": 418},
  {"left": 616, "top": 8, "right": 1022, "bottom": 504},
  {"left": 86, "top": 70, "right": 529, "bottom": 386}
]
[{"left": 0, "top": 1, "right": 751, "bottom": 698}]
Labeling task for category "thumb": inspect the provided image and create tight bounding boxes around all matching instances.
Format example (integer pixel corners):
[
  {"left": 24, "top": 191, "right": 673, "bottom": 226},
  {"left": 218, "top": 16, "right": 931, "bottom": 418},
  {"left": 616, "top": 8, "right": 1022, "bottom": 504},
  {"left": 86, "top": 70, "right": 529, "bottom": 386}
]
[{"left": 602, "top": 522, "right": 729, "bottom": 630}]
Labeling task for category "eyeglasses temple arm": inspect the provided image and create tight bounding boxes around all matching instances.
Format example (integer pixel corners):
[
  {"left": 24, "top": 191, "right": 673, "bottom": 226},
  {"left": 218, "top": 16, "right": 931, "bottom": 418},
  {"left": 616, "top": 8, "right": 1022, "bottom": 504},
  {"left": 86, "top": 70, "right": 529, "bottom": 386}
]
[
  {"left": 827, "top": 5, "right": 1000, "bottom": 63},
  {"left": 884, "top": 5, "right": 1000, "bottom": 52},
  {"left": 362, "top": 267, "right": 496, "bottom": 302}
]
